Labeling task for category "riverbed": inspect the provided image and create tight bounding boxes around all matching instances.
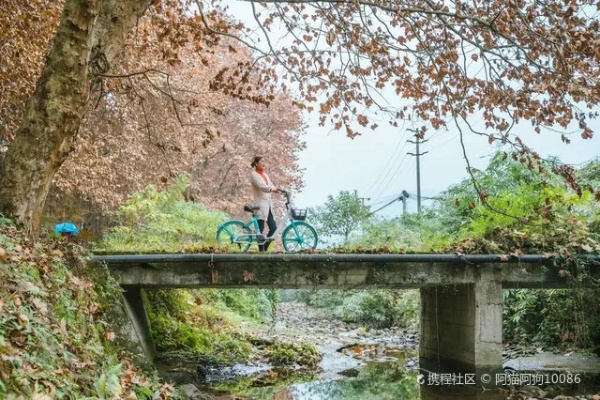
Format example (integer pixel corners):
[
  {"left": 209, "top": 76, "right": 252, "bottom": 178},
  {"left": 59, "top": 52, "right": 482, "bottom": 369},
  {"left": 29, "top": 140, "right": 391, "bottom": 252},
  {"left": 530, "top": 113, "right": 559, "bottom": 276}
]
[{"left": 161, "top": 301, "right": 600, "bottom": 400}]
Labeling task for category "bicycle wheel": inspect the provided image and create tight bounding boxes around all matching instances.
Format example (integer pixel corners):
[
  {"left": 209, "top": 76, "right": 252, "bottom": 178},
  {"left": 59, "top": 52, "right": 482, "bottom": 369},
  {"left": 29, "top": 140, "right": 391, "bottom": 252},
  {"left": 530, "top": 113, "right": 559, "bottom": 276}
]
[
  {"left": 216, "top": 220, "right": 252, "bottom": 252},
  {"left": 282, "top": 221, "right": 318, "bottom": 252}
]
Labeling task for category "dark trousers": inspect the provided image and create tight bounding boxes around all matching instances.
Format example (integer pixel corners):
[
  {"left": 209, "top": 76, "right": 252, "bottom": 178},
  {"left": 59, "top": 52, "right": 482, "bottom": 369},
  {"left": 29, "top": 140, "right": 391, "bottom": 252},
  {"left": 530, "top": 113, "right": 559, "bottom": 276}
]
[{"left": 257, "top": 209, "right": 277, "bottom": 252}]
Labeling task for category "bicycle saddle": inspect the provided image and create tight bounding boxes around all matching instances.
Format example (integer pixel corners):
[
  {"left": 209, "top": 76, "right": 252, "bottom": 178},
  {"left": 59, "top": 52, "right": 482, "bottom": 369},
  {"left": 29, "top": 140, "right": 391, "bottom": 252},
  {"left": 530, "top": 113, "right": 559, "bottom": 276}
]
[{"left": 244, "top": 205, "right": 260, "bottom": 213}]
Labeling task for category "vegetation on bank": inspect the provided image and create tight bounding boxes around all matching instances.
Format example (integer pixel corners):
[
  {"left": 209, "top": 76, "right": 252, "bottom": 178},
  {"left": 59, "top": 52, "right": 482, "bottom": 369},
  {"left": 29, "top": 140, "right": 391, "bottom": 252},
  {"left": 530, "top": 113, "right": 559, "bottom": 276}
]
[{"left": 0, "top": 221, "right": 176, "bottom": 399}]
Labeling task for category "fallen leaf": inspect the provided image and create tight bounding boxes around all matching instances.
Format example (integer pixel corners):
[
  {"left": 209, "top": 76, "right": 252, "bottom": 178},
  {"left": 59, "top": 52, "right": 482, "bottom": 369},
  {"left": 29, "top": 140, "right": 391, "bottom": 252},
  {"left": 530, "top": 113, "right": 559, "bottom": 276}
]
[
  {"left": 243, "top": 270, "right": 254, "bottom": 282},
  {"left": 558, "top": 269, "right": 570, "bottom": 278},
  {"left": 31, "top": 298, "right": 48, "bottom": 315},
  {"left": 581, "top": 244, "right": 593, "bottom": 252},
  {"left": 51, "top": 249, "right": 63, "bottom": 258},
  {"left": 20, "top": 281, "right": 42, "bottom": 295}
]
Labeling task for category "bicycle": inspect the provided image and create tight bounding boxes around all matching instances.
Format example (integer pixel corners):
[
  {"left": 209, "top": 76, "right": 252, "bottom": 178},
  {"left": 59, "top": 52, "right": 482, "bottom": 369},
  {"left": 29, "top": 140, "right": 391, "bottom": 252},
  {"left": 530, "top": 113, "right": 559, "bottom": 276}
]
[{"left": 216, "top": 190, "right": 318, "bottom": 252}]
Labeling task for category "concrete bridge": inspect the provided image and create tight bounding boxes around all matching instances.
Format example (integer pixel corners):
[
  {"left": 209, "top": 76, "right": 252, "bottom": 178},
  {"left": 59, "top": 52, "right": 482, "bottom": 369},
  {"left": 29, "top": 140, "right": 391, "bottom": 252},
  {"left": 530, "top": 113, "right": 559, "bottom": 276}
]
[{"left": 92, "top": 252, "right": 600, "bottom": 387}]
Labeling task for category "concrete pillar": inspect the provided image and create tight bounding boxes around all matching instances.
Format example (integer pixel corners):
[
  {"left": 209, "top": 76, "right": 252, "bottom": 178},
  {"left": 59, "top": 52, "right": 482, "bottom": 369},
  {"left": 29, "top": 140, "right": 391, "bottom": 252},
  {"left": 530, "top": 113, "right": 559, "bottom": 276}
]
[
  {"left": 420, "top": 276, "right": 503, "bottom": 383},
  {"left": 122, "top": 287, "right": 156, "bottom": 362}
]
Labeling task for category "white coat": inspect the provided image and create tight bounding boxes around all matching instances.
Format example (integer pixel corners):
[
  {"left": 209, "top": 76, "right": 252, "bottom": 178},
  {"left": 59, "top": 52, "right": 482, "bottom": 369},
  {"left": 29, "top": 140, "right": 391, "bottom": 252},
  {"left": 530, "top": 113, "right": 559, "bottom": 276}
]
[{"left": 250, "top": 170, "right": 277, "bottom": 221}]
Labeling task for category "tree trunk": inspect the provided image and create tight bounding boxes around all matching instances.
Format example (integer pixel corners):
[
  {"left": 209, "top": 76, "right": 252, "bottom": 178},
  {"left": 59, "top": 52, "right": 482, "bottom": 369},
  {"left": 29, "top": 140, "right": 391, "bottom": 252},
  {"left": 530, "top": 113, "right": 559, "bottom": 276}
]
[{"left": 0, "top": 0, "right": 153, "bottom": 236}]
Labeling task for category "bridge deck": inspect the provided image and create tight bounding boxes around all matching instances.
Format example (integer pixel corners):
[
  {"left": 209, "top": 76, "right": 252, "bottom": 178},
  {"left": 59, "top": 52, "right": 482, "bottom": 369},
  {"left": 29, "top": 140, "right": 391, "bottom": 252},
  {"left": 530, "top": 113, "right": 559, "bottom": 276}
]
[{"left": 92, "top": 253, "right": 600, "bottom": 289}]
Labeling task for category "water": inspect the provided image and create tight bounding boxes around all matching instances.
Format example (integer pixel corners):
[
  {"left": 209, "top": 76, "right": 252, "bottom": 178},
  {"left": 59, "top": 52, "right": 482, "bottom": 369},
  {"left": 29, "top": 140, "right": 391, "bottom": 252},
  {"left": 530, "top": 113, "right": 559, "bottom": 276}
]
[
  {"left": 191, "top": 347, "right": 600, "bottom": 400},
  {"left": 209, "top": 350, "right": 421, "bottom": 400}
]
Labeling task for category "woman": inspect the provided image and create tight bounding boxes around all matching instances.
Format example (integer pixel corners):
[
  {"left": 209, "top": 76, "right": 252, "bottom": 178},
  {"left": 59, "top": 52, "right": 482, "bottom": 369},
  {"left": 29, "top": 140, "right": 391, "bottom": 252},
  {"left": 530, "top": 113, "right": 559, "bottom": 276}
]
[{"left": 250, "top": 156, "right": 279, "bottom": 252}]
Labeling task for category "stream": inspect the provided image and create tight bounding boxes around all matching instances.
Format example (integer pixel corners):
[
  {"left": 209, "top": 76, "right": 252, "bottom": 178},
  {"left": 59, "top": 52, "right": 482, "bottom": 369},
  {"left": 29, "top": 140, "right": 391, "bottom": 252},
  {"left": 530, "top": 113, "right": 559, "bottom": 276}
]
[{"left": 158, "top": 301, "right": 600, "bottom": 400}]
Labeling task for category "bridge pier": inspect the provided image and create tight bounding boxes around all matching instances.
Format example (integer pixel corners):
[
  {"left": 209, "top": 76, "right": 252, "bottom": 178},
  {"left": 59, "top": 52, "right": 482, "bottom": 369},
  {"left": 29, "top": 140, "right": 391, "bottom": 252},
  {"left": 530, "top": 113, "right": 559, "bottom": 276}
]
[
  {"left": 420, "top": 276, "right": 503, "bottom": 382},
  {"left": 122, "top": 287, "right": 156, "bottom": 362}
]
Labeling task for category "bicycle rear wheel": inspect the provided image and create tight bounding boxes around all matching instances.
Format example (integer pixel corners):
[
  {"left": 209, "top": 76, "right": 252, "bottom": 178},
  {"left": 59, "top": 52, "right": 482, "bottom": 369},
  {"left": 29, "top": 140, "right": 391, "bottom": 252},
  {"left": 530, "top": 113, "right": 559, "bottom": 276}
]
[
  {"left": 216, "top": 221, "right": 252, "bottom": 252},
  {"left": 282, "top": 221, "right": 318, "bottom": 252}
]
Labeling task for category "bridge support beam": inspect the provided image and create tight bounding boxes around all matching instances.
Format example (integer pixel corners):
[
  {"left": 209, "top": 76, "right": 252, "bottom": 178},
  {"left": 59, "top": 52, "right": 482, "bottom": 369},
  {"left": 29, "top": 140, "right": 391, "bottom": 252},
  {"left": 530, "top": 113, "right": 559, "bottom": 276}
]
[
  {"left": 420, "top": 277, "right": 503, "bottom": 382},
  {"left": 122, "top": 287, "right": 156, "bottom": 362}
]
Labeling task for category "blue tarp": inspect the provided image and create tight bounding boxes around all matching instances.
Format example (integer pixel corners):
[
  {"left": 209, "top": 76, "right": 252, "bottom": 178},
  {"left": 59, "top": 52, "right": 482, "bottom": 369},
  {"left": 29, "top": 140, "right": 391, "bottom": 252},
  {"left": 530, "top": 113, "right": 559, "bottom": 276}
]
[{"left": 54, "top": 222, "right": 79, "bottom": 236}]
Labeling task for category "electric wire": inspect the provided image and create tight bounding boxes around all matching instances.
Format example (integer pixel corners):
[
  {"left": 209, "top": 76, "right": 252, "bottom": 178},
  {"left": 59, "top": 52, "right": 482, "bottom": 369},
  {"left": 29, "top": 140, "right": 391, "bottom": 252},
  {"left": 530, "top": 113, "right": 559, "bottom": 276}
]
[{"left": 364, "top": 137, "right": 410, "bottom": 199}]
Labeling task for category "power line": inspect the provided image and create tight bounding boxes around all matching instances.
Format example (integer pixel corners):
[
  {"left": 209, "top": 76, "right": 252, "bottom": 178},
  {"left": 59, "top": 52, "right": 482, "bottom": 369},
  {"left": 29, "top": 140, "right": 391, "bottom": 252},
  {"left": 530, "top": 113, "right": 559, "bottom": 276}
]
[
  {"left": 369, "top": 152, "right": 411, "bottom": 202},
  {"left": 367, "top": 192, "right": 404, "bottom": 206},
  {"left": 364, "top": 132, "right": 409, "bottom": 198},
  {"left": 364, "top": 190, "right": 410, "bottom": 217}
]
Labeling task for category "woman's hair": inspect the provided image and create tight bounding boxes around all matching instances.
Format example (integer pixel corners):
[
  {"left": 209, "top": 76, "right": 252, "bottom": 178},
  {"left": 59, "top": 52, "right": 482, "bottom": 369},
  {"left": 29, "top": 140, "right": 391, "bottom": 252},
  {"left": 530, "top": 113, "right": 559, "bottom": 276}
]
[{"left": 251, "top": 156, "right": 262, "bottom": 168}]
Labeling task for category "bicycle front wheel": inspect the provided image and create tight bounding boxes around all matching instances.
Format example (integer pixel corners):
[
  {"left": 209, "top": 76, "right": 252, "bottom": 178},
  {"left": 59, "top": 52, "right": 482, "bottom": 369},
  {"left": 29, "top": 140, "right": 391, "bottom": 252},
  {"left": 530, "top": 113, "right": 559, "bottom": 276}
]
[
  {"left": 282, "top": 221, "right": 318, "bottom": 252},
  {"left": 216, "top": 221, "right": 252, "bottom": 252}
]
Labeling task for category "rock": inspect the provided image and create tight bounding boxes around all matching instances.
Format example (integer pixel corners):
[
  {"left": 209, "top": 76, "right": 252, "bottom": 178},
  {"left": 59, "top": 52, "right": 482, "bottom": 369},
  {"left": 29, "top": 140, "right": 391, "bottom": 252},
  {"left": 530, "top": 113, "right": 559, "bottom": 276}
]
[
  {"left": 512, "top": 386, "right": 547, "bottom": 399},
  {"left": 178, "top": 383, "right": 213, "bottom": 400}
]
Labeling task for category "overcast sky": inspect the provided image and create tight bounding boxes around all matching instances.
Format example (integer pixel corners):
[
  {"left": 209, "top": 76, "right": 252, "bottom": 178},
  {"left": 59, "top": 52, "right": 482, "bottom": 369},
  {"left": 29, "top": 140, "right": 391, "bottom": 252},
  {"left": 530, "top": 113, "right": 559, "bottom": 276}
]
[{"left": 293, "top": 114, "right": 600, "bottom": 218}]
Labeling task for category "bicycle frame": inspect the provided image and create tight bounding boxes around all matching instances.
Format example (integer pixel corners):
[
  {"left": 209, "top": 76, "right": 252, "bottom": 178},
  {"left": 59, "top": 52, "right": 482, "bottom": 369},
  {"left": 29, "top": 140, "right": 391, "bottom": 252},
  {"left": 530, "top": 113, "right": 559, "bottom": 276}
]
[{"left": 232, "top": 192, "right": 303, "bottom": 245}]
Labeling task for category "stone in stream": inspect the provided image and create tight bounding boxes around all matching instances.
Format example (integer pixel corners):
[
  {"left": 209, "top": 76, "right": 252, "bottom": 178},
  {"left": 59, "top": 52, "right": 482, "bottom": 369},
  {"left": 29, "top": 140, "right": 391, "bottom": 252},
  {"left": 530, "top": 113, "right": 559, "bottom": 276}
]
[{"left": 178, "top": 384, "right": 213, "bottom": 400}]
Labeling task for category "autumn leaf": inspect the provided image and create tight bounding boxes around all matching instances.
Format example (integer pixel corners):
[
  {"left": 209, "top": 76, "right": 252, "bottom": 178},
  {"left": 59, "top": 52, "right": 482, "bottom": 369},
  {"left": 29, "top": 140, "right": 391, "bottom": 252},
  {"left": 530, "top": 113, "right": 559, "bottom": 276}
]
[
  {"left": 50, "top": 249, "right": 63, "bottom": 258},
  {"left": 326, "top": 29, "right": 336, "bottom": 46},
  {"left": 357, "top": 114, "right": 368, "bottom": 126},
  {"left": 581, "top": 128, "right": 593, "bottom": 139},
  {"left": 558, "top": 269, "right": 569, "bottom": 278},
  {"left": 243, "top": 270, "right": 253, "bottom": 282}
]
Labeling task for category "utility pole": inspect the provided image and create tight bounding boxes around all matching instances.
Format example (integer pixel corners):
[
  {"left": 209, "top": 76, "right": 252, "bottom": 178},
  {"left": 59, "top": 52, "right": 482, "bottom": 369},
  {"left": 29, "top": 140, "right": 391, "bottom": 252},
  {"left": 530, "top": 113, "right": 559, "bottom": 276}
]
[
  {"left": 401, "top": 190, "right": 409, "bottom": 215},
  {"left": 407, "top": 130, "right": 428, "bottom": 213},
  {"left": 355, "top": 190, "right": 370, "bottom": 206}
]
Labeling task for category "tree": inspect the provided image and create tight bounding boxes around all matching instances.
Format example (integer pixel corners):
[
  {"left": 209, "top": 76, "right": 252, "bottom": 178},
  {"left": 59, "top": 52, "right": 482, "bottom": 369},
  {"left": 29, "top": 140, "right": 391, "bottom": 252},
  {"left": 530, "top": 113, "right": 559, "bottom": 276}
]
[
  {"left": 0, "top": 0, "right": 155, "bottom": 235},
  {"left": 2, "top": 0, "right": 599, "bottom": 234},
  {"left": 355, "top": 212, "right": 446, "bottom": 250},
  {"left": 311, "top": 190, "right": 371, "bottom": 246},
  {"left": 0, "top": 1, "right": 62, "bottom": 141},
  {"left": 47, "top": 14, "right": 305, "bottom": 225}
]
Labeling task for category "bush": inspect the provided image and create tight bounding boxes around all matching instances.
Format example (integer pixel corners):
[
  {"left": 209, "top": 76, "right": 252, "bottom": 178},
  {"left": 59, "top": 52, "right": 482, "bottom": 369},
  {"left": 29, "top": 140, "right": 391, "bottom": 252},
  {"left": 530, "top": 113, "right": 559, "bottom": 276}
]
[
  {"left": 145, "top": 289, "right": 252, "bottom": 364},
  {"left": 99, "top": 175, "right": 227, "bottom": 253},
  {"left": 266, "top": 341, "right": 322, "bottom": 368},
  {"left": 305, "top": 289, "right": 420, "bottom": 330},
  {"left": 503, "top": 288, "right": 600, "bottom": 349}
]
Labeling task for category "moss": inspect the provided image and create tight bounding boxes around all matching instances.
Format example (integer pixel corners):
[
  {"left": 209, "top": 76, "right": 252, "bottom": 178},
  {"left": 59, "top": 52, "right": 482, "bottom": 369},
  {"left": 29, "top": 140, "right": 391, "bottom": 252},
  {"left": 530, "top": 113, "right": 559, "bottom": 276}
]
[{"left": 265, "top": 341, "right": 322, "bottom": 368}]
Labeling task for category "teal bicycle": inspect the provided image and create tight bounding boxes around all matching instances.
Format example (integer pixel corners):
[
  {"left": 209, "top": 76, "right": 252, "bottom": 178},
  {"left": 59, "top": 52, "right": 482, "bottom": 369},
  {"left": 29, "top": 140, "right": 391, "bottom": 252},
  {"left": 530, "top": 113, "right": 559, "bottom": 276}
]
[{"left": 216, "top": 190, "right": 318, "bottom": 252}]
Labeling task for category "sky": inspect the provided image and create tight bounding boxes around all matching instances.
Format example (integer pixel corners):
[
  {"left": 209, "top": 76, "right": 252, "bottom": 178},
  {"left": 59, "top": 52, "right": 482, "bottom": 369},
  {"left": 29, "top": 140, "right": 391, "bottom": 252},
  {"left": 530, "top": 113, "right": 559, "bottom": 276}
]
[{"left": 292, "top": 114, "right": 600, "bottom": 218}]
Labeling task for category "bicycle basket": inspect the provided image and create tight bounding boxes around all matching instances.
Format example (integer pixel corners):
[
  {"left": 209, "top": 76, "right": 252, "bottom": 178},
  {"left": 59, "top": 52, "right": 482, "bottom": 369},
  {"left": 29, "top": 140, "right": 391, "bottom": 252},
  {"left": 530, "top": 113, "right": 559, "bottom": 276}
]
[{"left": 291, "top": 208, "right": 307, "bottom": 221}]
